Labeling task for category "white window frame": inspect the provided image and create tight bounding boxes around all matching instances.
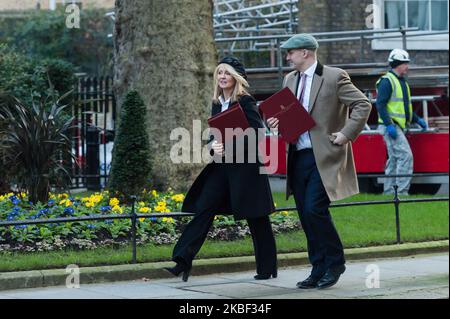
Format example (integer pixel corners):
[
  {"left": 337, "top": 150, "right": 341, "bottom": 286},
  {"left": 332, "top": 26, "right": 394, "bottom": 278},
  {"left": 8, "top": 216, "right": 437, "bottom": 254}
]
[{"left": 372, "top": 0, "right": 449, "bottom": 50}]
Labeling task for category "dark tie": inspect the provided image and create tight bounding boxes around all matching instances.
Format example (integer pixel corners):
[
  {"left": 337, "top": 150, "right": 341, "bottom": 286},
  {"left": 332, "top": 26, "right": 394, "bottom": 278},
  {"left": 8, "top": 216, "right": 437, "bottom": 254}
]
[{"left": 298, "top": 72, "right": 307, "bottom": 105}]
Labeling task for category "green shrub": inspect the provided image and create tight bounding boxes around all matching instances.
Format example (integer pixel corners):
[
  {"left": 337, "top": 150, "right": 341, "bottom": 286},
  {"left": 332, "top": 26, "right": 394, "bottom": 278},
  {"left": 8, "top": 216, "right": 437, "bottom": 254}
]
[
  {"left": 0, "top": 44, "right": 77, "bottom": 107},
  {"left": 0, "top": 8, "right": 113, "bottom": 75},
  {"left": 108, "top": 91, "right": 152, "bottom": 201}
]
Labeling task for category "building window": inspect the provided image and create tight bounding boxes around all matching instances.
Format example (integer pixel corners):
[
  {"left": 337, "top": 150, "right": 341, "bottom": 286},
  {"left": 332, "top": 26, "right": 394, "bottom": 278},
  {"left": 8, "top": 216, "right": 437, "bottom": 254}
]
[
  {"left": 384, "top": 0, "right": 448, "bottom": 31},
  {"left": 372, "top": 0, "right": 449, "bottom": 50}
]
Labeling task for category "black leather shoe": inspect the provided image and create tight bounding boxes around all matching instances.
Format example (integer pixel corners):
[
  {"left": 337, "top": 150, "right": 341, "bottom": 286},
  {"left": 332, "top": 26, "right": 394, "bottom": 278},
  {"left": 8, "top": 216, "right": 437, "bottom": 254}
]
[
  {"left": 163, "top": 263, "right": 192, "bottom": 282},
  {"left": 296, "top": 275, "right": 320, "bottom": 289},
  {"left": 317, "top": 265, "right": 346, "bottom": 289},
  {"left": 254, "top": 270, "right": 277, "bottom": 280}
]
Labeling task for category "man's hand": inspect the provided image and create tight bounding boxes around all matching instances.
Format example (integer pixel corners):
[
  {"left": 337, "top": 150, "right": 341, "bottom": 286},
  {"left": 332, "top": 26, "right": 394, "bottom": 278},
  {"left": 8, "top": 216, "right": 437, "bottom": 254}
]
[
  {"left": 386, "top": 124, "right": 397, "bottom": 140},
  {"left": 211, "top": 140, "right": 224, "bottom": 156},
  {"left": 331, "top": 132, "right": 350, "bottom": 146},
  {"left": 417, "top": 118, "right": 428, "bottom": 131},
  {"left": 266, "top": 117, "right": 279, "bottom": 130}
]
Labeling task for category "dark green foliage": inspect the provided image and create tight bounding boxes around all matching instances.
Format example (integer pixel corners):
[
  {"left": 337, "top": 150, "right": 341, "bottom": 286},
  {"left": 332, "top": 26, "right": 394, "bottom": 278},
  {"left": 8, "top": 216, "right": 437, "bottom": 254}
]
[
  {"left": 0, "top": 92, "right": 75, "bottom": 203},
  {"left": 108, "top": 91, "right": 152, "bottom": 201},
  {"left": 0, "top": 118, "right": 9, "bottom": 194},
  {"left": 0, "top": 8, "right": 113, "bottom": 75},
  {"left": 0, "top": 44, "right": 77, "bottom": 107}
]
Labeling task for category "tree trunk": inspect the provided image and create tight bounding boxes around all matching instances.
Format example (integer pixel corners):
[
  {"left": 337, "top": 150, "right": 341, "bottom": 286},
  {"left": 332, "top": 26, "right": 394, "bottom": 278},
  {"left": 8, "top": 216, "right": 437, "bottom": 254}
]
[{"left": 114, "top": 0, "right": 216, "bottom": 192}]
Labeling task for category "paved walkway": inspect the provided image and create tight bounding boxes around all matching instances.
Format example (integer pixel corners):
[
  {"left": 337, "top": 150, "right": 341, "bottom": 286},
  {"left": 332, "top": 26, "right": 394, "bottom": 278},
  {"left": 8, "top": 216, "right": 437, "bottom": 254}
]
[{"left": 0, "top": 253, "right": 448, "bottom": 299}]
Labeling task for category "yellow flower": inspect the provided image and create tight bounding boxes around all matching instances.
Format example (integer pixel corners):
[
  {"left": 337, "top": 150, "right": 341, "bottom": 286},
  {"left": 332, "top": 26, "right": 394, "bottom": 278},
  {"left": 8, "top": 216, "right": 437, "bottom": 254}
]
[
  {"left": 154, "top": 202, "right": 167, "bottom": 213},
  {"left": 171, "top": 194, "right": 184, "bottom": 202},
  {"left": 85, "top": 201, "right": 95, "bottom": 208},
  {"left": 90, "top": 194, "right": 103, "bottom": 204},
  {"left": 112, "top": 205, "right": 123, "bottom": 214},
  {"left": 162, "top": 217, "right": 175, "bottom": 223},
  {"left": 1, "top": 192, "right": 14, "bottom": 201},
  {"left": 155, "top": 206, "right": 166, "bottom": 213},
  {"left": 57, "top": 193, "right": 68, "bottom": 200},
  {"left": 109, "top": 198, "right": 120, "bottom": 207},
  {"left": 138, "top": 201, "right": 146, "bottom": 207},
  {"left": 151, "top": 190, "right": 158, "bottom": 197},
  {"left": 139, "top": 207, "right": 151, "bottom": 213},
  {"left": 65, "top": 200, "right": 73, "bottom": 207},
  {"left": 139, "top": 217, "right": 146, "bottom": 222}
]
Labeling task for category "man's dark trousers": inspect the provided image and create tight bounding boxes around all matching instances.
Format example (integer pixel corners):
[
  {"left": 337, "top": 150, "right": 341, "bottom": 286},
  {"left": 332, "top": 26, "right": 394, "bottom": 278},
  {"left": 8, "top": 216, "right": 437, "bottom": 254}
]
[{"left": 291, "top": 148, "right": 345, "bottom": 279}]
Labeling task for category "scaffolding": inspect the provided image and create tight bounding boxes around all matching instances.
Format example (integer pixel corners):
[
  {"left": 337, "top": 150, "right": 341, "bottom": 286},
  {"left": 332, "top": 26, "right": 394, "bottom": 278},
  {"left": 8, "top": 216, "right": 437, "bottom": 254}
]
[
  {"left": 214, "top": 0, "right": 299, "bottom": 53},
  {"left": 103, "top": 1, "right": 447, "bottom": 70}
]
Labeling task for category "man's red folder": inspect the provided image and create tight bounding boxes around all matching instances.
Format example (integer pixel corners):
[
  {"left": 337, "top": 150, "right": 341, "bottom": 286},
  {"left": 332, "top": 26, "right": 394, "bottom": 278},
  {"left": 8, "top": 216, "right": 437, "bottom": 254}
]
[
  {"left": 259, "top": 87, "right": 316, "bottom": 143},
  {"left": 207, "top": 103, "right": 250, "bottom": 142}
]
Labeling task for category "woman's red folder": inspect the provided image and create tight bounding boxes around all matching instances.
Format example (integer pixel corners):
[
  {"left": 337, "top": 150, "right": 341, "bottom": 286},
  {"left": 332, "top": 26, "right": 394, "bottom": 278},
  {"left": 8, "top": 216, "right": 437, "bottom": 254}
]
[
  {"left": 207, "top": 103, "right": 250, "bottom": 142},
  {"left": 259, "top": 87, "right": 316, "bottom": 143}
]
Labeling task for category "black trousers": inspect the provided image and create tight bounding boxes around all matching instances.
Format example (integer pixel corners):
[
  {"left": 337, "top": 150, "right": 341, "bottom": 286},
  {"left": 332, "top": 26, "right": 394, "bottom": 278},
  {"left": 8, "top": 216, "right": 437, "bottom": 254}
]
[
  {"left": 291, "top": 149, "right": 345, "bottom": 279},
  {"left": 172, "top": 168, "right": 277, "bottom": 275}
]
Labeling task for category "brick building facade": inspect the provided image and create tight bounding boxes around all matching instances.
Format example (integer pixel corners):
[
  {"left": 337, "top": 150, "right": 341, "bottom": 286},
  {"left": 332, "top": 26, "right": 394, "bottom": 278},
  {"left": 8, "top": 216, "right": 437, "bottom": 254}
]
[{"left": 299, "top": 0, "right": 448, "bottom": 66}]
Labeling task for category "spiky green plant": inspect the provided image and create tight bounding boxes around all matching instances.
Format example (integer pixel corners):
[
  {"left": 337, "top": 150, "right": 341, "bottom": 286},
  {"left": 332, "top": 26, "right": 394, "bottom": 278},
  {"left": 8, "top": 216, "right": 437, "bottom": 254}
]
[{"left": 0, "top": 91, "right": 75, "bottom": 203}]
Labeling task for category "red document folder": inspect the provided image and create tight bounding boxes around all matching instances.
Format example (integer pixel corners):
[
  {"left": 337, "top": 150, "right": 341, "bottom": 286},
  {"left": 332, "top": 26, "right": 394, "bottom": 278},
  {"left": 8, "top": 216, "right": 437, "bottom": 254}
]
[
  {"left": 207, "top": 103, "right": 250, "bottom": 142},
  {"left": 259, "top": 87, "right": 316, "bottom": 143}
]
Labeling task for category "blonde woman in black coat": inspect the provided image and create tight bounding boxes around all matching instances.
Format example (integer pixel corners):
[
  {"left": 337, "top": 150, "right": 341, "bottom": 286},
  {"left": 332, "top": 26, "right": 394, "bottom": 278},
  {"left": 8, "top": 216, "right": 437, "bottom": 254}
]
[{"left": 164, "top": 57, "right": 277, "bottom": 282}]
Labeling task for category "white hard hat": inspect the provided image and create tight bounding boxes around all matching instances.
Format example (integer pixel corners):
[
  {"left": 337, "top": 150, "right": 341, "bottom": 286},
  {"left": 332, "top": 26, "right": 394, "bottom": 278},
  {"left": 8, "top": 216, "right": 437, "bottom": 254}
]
[{"left": 388, "top": 49, "right": 410, "bottom": 62}]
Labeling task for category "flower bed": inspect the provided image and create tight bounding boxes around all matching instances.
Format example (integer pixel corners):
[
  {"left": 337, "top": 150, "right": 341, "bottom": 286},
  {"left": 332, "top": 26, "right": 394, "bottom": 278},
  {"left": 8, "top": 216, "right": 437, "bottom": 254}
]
[{"left": 0, "top": 190, "right": 300, "bottom": 252}]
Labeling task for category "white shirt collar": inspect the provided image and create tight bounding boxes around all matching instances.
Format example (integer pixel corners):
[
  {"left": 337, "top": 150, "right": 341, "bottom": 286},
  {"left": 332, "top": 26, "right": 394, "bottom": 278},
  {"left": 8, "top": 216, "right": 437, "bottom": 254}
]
[
  {"left": 219, "top": 95, "right": 231, "bottom": 105},
  {"left": 302, "top": 60, "right": 317, "bottom": 78}
]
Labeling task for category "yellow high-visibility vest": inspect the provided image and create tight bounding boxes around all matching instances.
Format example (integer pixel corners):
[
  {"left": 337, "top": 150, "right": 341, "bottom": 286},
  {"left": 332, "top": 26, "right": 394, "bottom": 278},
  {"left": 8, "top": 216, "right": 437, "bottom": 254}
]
[{"left": 376, "top": 72, "right": 413, "bottom": 129}]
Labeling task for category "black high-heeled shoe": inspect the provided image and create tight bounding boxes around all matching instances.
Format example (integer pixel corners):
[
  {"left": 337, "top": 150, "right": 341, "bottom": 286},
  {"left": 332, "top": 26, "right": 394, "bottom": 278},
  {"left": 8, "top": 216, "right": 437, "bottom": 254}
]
[
  {"left": 181, "top": 267, "right": 191, "bottom": 282},
  {"left": 254, "top": 270, "right": 278, "bottom": 280},
  {"left": 163, "top": 263, "right": 192, "bottom": 282}
]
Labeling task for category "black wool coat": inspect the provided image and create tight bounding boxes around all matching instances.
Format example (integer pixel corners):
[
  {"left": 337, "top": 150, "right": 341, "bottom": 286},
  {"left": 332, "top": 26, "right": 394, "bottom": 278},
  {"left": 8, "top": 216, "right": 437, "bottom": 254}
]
[{"left": 181, "top": 94, "right": 275, "bottom": 220}]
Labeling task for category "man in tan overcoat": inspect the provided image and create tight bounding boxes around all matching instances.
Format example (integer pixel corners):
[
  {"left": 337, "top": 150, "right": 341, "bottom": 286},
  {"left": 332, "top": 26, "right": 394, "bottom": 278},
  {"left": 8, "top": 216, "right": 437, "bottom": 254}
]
[{"left": 267, "top": 33, "right": 371, "bottom": 289}]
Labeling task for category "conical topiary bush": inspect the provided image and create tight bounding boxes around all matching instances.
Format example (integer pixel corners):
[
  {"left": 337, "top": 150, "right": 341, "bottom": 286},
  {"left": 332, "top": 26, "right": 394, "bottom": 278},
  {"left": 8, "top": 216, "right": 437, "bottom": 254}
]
[{"left": 108, "top": 90, "right": 152, "bottom": 201}]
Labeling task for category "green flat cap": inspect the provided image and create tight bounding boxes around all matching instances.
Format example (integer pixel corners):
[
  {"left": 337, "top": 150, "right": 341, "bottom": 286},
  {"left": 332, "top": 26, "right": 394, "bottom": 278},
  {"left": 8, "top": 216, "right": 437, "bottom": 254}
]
[{"left": 280, "top": 33, "right": 319, "bottom": 50}]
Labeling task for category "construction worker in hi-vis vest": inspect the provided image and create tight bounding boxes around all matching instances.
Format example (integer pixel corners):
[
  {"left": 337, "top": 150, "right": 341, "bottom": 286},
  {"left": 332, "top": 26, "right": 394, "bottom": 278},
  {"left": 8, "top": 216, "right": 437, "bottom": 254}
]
[{"left": 375, "top": 49, "right": 428, "bottom": 195}]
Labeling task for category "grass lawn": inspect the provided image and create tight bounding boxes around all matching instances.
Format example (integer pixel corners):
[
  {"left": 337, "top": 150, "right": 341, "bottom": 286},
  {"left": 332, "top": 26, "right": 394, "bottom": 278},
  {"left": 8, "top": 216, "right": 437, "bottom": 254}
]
[{"left": 0, "top": 192, "right": 447, "bottom": 272}]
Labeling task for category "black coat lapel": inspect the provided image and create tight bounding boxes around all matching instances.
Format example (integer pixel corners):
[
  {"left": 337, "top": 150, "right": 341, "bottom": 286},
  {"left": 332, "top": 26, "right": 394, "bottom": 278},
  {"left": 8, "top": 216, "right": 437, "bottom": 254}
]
[{"left": 211, "top": 102, "right": 222, "bottom": 116}]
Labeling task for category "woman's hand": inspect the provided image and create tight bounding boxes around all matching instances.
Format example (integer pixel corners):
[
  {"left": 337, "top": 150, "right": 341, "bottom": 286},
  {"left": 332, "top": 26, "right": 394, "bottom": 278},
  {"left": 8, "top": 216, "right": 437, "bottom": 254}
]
[
  {"left": 266, "top": 117, "right": 279, "bottom": 129},
  {"left": 211, "top": 140, "right": 225, "bottom": 156}
]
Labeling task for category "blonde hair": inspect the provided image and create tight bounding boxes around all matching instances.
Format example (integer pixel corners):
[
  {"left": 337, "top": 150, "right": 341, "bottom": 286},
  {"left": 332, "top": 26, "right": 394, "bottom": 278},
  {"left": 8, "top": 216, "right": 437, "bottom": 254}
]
[{"left": 213, "top": 63, "right": 250, "bottom": 103}]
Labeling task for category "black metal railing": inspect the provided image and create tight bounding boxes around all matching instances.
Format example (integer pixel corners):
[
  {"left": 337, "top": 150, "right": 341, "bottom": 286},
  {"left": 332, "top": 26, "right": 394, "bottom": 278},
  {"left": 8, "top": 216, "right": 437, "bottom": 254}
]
[
  {"left": 0, "top": 176, "right": 448, "bottom": 263},
  {"left": 72, "top": 76, "right": 116, "bottom": 190}
]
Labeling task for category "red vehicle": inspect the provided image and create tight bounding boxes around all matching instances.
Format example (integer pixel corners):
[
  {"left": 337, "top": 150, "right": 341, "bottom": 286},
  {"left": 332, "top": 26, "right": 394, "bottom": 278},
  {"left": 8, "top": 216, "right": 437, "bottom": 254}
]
[{"left": 261, "top": 88, "right": 449, "bottom": 195}]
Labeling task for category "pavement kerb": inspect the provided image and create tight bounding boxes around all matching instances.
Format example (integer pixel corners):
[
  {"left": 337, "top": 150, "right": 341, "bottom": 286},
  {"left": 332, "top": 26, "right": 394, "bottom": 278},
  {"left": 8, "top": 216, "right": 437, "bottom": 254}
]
[{"left": 0, "top": 240, "right": 448, "bottom": 291}]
